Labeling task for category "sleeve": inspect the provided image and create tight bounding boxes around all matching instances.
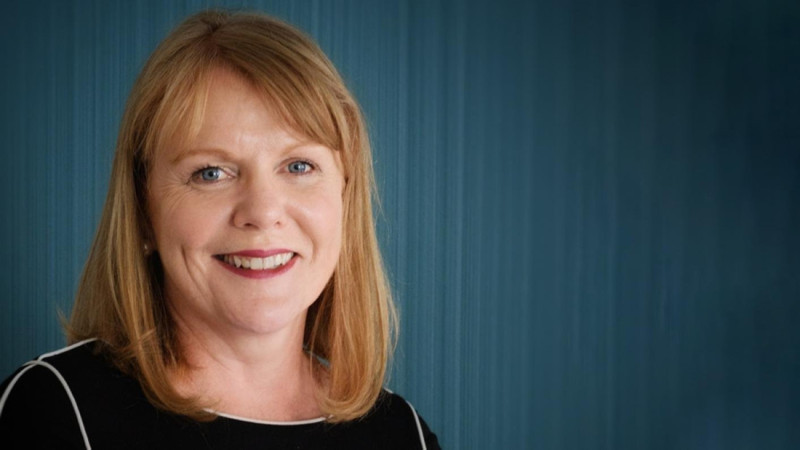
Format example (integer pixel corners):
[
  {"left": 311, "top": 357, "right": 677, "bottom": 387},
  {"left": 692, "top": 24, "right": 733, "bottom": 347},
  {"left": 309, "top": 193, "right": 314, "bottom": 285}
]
[{"left": 0, "top": 363, "right": 87, "bottom": 449}]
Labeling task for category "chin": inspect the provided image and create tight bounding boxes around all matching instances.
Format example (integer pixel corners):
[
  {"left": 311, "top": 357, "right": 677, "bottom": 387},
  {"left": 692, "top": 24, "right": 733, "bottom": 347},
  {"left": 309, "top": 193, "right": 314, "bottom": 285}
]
[{"left": 227, "top": 305, "right": 309, "bottom": 337}]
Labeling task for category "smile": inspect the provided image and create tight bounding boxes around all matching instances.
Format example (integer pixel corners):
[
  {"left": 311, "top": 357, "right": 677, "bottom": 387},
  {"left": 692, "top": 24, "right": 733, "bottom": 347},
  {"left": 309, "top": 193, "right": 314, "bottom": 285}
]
[{"left": 218, "top": 252, "right": 294, "bottom": 270}]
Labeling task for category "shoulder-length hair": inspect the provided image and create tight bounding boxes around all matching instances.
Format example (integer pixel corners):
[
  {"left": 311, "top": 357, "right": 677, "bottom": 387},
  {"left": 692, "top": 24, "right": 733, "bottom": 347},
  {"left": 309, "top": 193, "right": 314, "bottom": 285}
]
[{"left": 68, "top": 9, "right": 396, "bottom": 422}]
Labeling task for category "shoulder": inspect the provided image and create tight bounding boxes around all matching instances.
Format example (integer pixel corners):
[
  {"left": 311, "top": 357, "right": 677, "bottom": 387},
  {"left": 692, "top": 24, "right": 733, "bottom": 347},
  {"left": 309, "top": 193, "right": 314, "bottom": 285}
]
[
  {"left": 0, "top": 339, "right": 106, "bottom": 412},
  {"left": 0, "top": 339, "right": 102, "bottom": 449},
  {"left": 325, "top": 389, "right": 441, "bottom": 450},
  {"left": 1, "top": 339, "right": 122, "bottom": 405},
  {"left": 0, "top": 339, "right": 152, "bottom": 449},
  {"left": 376, "top": 390, "right": 441, "bottom": 450}
]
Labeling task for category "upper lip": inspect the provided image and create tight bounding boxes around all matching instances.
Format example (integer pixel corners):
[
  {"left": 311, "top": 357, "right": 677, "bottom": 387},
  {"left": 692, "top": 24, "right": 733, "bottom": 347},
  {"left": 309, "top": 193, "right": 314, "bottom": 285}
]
[{"left": 218, "top": 249, "right": 294, "bottom": 258}]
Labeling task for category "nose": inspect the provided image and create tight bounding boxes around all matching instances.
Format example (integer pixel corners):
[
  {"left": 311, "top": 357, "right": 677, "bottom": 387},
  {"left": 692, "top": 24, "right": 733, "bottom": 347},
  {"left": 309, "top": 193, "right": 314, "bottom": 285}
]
[{"left": 231, "top": 176, "right": 286, "bottom": 230}]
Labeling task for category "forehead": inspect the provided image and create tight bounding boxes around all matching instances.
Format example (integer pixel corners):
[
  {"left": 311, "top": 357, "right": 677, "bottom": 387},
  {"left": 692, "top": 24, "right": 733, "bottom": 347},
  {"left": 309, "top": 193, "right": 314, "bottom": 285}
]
[{"left": 157, "top": 67, "right": 306, "bottom": 161}]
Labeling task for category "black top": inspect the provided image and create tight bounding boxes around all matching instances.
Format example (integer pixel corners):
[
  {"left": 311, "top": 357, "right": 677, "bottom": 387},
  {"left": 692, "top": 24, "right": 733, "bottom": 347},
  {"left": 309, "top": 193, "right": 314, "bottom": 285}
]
[{"left": 0, "top": 340, "right": 440, "bottom": 449}]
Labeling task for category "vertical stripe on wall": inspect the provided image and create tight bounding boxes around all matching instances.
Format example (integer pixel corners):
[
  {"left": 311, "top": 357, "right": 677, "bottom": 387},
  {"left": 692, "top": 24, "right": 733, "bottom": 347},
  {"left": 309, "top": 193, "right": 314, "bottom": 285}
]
[{"left": 1, "top": 1, "right": 798, "bottom": 448}]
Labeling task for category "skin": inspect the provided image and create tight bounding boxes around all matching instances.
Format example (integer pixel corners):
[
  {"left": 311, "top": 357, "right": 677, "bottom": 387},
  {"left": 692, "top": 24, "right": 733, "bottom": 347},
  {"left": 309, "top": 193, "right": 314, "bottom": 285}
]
[{"left": 147, "top": 67, "right": 344, "bottom": 421}]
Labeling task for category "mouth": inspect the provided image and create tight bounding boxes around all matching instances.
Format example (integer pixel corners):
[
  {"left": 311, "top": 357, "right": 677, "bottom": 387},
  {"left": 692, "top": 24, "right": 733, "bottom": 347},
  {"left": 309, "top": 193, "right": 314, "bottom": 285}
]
[{"left": 215, "top": 252, "right": 295, "bottom": 271}]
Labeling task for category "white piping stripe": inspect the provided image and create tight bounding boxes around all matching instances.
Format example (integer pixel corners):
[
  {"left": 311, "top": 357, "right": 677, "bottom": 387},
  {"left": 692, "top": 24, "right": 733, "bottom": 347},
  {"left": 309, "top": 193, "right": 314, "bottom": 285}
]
[
  {"left": 35, "top": 338, "right": 98, "bottom": 361},
  {"left": 405, "top": 400, "right": 427, "bottom": 450},
  {"left": 0, "top": 343, "right": 95, "bottom": 450},
  {"left": 5, "top": 361, "right": 92, "bottom": 449},
  {"left": 0, "top": 339, "right": 98, "bottom": 413},
  {"left": 0, "top": 363, "right": 38, "bottom": 416},
  {"left": 206, "top": 409, "right": 327, "bottom": 426}
]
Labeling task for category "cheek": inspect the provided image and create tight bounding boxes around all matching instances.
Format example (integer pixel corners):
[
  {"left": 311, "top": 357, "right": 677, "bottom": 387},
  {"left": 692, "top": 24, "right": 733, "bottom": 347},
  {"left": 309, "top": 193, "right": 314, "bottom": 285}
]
[
  {"left": 150, "top": 190, "right": 228, "bottom": 252},
  {"left": 162, "top": 214, "right": 209, "bottom": 250},
  {"left": 300, "top": 191, "right": 344, "bottom": 256}
]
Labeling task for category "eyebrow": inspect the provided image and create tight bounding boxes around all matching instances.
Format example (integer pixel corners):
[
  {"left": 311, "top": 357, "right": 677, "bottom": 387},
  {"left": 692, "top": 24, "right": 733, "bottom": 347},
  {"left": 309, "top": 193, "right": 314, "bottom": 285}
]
[
  {"left": 170, "top": 147, "right": 234, "bottom": 164},
  {"left": 172, "top": 142, "right": 328, "bottom": 165}
]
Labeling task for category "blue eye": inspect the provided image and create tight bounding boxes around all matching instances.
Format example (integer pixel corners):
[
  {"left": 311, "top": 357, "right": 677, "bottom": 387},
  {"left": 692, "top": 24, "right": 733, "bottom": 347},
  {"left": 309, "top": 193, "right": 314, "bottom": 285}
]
[
  {"left": 288, "top": 161, "right": 313, "bottom": 174},
  {"left": 199, "top": 167, "right": 222, "bottom": 181},
  {"left": 191, "top": 166, "right": 228, "bottom": 184}
]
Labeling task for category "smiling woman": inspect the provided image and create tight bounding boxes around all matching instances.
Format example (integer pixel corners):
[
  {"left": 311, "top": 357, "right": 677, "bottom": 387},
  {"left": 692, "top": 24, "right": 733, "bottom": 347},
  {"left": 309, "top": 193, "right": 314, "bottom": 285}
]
[
  {"left": 148, "top": 67, "right": 345, "bottom": 349},
  {"left": 0, "top": 10, "right": 439, "bottom": 449},
  {"left": 147, "top": 67, "right": 347, "bottom": 421}
]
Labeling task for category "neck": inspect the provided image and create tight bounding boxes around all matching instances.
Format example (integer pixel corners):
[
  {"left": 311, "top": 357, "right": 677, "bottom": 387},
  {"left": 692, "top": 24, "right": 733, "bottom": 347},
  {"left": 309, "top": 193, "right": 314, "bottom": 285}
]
[{"left": 169, "top": 312, "right": 323, "bottom": 422}]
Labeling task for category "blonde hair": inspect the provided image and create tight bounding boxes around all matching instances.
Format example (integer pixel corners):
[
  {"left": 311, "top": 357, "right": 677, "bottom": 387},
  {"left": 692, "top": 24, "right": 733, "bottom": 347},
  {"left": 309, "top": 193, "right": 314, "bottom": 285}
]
[{"left": 68, "top": 10, "right": 396, "bottom": 422}]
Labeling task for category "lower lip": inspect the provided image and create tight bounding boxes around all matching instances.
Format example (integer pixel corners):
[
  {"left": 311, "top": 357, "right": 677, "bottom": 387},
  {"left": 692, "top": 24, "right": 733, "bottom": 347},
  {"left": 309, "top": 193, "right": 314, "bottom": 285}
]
[{"left": 215, "top": 254, "right": 297, "bottom": 279}]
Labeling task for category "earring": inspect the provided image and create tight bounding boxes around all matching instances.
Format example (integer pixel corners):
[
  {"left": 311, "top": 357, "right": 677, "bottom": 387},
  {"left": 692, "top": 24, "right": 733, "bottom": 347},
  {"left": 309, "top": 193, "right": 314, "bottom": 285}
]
[{"left": 143, "top": 243, "right": 152, "bottom": 255}]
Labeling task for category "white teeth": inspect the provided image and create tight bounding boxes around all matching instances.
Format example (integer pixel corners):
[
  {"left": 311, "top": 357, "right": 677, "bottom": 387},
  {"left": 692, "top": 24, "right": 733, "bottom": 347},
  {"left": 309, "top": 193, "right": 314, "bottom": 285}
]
[{"left": 222, "top": 252, "right": 294, "bottom": 271}]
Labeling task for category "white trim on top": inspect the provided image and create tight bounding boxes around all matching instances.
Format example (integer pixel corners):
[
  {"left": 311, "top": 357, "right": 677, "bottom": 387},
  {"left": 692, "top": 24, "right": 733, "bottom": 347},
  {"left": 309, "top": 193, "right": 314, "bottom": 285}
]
[
  {"left": 0, "top": 361, "right": 92, "bottom": 450},
  {"left": 35, "top": 338, "right": 98, "bottom": 361},
  {"left": 405, "top": 400, "right": 427, "bottom": 450},
  {"left": 0, "top": 339, "right": 98, "bottom": 449},
  {"left": 205, "top": 409, "right": 327, "bottom": 426},
  {"left": 383, "top": 388, "right": 428, "bottom": 449}
]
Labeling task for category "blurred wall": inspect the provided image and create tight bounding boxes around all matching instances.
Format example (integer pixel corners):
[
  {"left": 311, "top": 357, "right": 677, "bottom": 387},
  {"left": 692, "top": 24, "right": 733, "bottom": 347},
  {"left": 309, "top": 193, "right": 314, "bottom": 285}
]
[{"left": 1, "top": 1, "right": 798, "bottom": 448}]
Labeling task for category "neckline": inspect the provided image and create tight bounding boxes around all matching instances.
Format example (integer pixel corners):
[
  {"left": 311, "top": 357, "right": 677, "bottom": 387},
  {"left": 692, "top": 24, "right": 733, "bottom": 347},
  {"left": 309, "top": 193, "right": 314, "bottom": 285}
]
[{"left": 206, "top": 409, "right": 327, "bottom": 426}]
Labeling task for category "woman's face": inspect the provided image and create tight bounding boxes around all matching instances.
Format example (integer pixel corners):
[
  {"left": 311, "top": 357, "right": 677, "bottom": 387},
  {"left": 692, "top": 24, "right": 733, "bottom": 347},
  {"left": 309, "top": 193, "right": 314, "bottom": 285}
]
[{"left": 147, "top": 67, "right": 344, "bottom": 340}]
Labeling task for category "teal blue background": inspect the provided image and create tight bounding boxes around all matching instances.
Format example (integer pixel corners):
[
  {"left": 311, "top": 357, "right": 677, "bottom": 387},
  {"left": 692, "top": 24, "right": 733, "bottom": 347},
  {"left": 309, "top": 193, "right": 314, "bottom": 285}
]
[{"left": 2, "top": 1, "right": 799, "bottom": 448}]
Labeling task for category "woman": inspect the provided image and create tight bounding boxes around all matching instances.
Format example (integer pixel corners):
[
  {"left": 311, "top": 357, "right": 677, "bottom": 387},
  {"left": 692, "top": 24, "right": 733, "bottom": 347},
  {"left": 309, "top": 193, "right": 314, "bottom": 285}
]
[{"left": 0, "top": 10, "right": 439, "bottom": 449}]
